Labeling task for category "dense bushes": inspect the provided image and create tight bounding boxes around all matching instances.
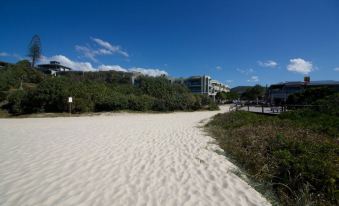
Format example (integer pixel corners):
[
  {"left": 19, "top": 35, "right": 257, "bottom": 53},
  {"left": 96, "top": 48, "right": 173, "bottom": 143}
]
[
  {"left": 6, "top": 90, "right": 27, "bottom": 114},
  {"left": 127, "top": 95, "right": 155, "bottom": 111},
  {"left": 281, "top": 93, "right": 339, "bottom": 137},
  {"left": 30, "top": 78, "right": 70, "bottom": 112},
  {"left": 315, "top": 93, "right": 339, "bottom": 116},
  {"left": 241, "top": 84, "right": 265, "bottom": 100},
  {"left": 1, "top": 62, "right": 218, "bottom": 114},
  {"left": 0, "top": 60, "right": 43, "bottom": 91},
  {"left": 279, "top": 109, "right": 339, "bottom": 138},
  {"left": 215, "top": 91, "right": 239, "bottom": 103},
  {"left": 206, "top": 111, "right": 339, "bottom": 205},
  {"left": 287, "top": 87, "right": 337, "bottom": 106}
]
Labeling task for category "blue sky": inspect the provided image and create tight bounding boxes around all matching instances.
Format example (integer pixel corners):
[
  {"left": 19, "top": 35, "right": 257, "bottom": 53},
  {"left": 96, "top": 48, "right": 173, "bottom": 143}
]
[{"left": 1, "top": 0, "right": 339, "bottom": 87}]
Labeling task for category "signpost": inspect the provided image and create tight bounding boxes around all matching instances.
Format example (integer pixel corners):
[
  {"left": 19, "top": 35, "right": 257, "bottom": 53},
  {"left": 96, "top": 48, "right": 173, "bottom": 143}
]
[{"left": 68, "top": 97, "right": 73, "bottom": 117}]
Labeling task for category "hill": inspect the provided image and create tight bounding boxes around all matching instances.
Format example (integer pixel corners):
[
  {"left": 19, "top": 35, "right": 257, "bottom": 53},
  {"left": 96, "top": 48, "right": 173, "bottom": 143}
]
[
  {"left": 230, "top": 86, "right": 252, "bottom": 94},
  {"left": 0, "top": 60, "right": 217, "bottom": 115}
]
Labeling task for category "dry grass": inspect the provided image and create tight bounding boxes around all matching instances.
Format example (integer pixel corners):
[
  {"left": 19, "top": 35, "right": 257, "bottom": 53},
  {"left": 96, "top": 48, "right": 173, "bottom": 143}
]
[{"left": 206, "top": 111, "right": 339, "bottom": 206}]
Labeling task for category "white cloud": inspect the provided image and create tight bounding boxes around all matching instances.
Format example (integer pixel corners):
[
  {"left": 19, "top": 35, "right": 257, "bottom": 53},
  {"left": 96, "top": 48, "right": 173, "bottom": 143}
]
[
  {"left": 0, "top": 52, "right": 9, "bottom": 57},
  {"left": 76, "top": 37, "right": 129, "bottom": 62},
  {"left": 39, "top": 55, "right": 167, "bottom": 76},
  {"left": 237, "top": 68, "right": 254, "bottom": 75},
  {"left": 216, "top": 66, "right": 222, "bottom": 71},
  {"left": 129, "top": 67, "right": 168, "bottom": 77},
  {"left": 247, "top": 76, "right": 259, "bottom": 82},
  {"left": 91, "top": 37, "right": 129, "bottom": 57},
  {"left": 13, "top": 54, "right": 25, "bottom": 60},
  {"left": 287, "top": 58, "right": 313, "bottom": 75},
  {"left": 98, "top": 49, "right": 112, "bottom": 55},
  {"left": 40, "top": 55, "right": 96, "bottom": 71},
  {"left": 0, "top": 52, "right": 26, "bottom": 60},
  {"left": 98, "top": 65, "right": 127, "bottom": 72},
  {"left": 258, "top": 60, "right": 278, "bottom": 68},
  {"left": 75, "top": 45, "right": 98, "bottom": 62},
  {"left": 334, "top": 67, "right": 339, "bottom": 72}
]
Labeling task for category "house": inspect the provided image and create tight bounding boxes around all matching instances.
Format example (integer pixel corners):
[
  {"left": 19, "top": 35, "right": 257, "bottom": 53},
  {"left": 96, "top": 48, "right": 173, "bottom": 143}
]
[
  {"left": 184, "top": 75, "right": 229, "bottom": 100},
  {"left": 211, "top": 79, "right": 230, "bottom": 95},
  {"left": 184, "top": 75, "right": 213, "bottom": 95},
  {"left": 267, "top": 80, "right": 339, "bottom": 104},
  {"left": 0, "top": 61, "right": 11, "bottom": 69},
  {"left": 37, "top": 61, "right": 72, "bottom": 75},
  {"left": 130, "top": 73, "right": 230, "bottom": 100}
]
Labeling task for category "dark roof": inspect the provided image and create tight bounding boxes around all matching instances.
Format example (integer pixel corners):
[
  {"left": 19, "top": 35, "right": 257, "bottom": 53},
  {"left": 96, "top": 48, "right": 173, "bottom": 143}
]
[
  {"left": 0, "top": 61, "right": 12, "bottom": 67},
  {"left": 37, "top": 63, "right": 72, "bottom": 71}
]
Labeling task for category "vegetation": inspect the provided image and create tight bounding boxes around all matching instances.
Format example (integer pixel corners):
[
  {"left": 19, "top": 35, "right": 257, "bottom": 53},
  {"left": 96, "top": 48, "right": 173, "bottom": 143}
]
[
  {"left": 215, "top": 91, "right": 239, "bottom": 102},
  {"left": 28, "top": 35, "right": 42, "bottom": 68},
  {"left": 241, "top": 84, "right": 266, "bottom": 100},
  {"left": 206, "top": 94, "right": 339, "bottom": 205},
  {"left": 229, "top": 85, "right": 266, "bottom": 101},
  {"left": 287, "top": 87, "right": 337, "bottom": 105},
  {"left": 230, "top": 86, "right": 252, "bottom": 95},
  {"left": 0, "top": 61, "right": 218, "bottom": 115}
]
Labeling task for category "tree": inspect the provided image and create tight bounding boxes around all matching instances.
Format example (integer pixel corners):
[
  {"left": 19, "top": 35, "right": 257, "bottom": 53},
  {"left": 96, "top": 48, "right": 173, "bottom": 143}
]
[
  {"left": 241, "top": 85, "right": 265, "bottom": 101},
  {"left": 28, "top": 35, "right": 42, "bottom": 68},
  {"left": 215, "top": 92, "right": 227, "bottom": 102},
  {"left": 225, "top": 92, "right": 240, "bottom": 100},
  {"left": 216, "top": 91, "right": 240, "bottom": 103}
]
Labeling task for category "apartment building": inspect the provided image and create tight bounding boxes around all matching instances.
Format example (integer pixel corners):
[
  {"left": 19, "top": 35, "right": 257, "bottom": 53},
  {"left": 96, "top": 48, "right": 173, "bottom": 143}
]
[{"left": 184, "top": 75, "right": 229, "bottom": 99}]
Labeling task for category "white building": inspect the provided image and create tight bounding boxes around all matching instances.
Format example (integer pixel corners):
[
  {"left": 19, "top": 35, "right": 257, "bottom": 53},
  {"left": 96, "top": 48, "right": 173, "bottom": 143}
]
[{"left": 184, "top": 75, "right": 230, "bottom": 100}]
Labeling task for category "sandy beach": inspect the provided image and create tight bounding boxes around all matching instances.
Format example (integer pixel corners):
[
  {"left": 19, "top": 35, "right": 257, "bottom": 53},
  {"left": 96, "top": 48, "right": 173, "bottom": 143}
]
[{"left": 0, "top": 106, "right": 269, "bottom": 206}]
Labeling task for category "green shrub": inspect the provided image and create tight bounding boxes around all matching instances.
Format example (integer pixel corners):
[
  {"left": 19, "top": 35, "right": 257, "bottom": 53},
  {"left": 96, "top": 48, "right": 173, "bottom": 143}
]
[
  {"left": 279, "top": 109, "right": 339, "bottom": 138},
  {"left": 6, "top": 90, "right": 27, "bottom": 114},
  {"left": 95, "top": 92, "right": 128, "bottom": 111},
  {"left": 287, "top": 87, "right": 336, "bottom": 105},
  {"left": 1, "top": 61, "right": 217, "bottom": 114},
  {"left": 207, "top": 102, "right": 219, "bottom": 110},
  {"left": 0, "top": 60, "right": 44, "bottom": 91},
  {"left": 0, "top": 91, "right": 8, "bottom": 102},
  {"left": 206, "top": 111, "right": 339, "bottom": 205},
  {"left": 152, "top": 99, "right": 168, "bottom": 111},
  {"left": 127, "top": 95, "right": 154, "bottom": 111},
  {"left": 72, "top": 97, "right": 94, "bottom": 113},
  {"left": 29, "top": 77, "right": 70, "bottom": 112},
  {"left": 314, "top": 93, "right": 339, "bottom": 116}
]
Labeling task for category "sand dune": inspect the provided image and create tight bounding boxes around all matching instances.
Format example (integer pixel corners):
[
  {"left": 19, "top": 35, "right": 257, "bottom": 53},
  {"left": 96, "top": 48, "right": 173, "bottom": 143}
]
[{"left": 0, "top": 106, "right": 270, "bottom": 206}]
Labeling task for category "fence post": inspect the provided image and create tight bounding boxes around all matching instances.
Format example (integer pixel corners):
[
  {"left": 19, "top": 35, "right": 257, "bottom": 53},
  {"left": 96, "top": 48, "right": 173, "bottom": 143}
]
[
  {"left": 262, "top": 105, "right": 264, "bottom": 113},
  {"left": 247, "top": 105, "right": 249, "bottom": 111}
]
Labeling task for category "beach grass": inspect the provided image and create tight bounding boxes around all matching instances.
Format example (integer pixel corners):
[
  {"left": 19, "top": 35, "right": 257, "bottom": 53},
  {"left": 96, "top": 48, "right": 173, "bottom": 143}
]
[{"left": 205, "top": 111, "right": 339, "bottom": 206}]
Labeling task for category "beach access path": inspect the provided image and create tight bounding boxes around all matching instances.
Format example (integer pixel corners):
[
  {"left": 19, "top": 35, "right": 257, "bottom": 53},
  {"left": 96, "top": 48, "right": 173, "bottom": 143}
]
[{"left": 0, "top": 106, "right": 270, "bottom": 206}]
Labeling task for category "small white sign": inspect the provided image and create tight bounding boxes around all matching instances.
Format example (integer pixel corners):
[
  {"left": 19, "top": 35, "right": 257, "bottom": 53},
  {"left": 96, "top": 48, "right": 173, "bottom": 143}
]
[{"left": 68, "top": 97, "right": 73, "bottom": 103}]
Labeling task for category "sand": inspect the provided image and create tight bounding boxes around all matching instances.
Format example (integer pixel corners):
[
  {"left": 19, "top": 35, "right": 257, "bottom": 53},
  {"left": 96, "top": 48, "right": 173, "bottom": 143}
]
[{"left": 0, "top": 106, "right": 270, "bottom": 206}]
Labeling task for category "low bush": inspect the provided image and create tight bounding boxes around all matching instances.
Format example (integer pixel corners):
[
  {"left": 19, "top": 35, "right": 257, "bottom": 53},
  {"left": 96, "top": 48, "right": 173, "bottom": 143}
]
[
  {"left": 6, "top": 90, "right": 27, "bottom": 114},
  {"left": 279, "top": 109, "right": 339, "bottom": 138},
  {"left": 206, "top": 111, "right": 339, "bottom": 205},
  {"left": 127, "top": 95, "right": 154, "bottom": 111},
  {"left": 72, "top": 97, "right": 94, "bottom": 113}
]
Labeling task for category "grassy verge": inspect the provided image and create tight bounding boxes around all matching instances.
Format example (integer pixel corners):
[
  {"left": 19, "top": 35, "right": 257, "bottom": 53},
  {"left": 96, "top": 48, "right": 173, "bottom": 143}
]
[{"left": 205, "top": 111, "right": 338, "bottom": 206}]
